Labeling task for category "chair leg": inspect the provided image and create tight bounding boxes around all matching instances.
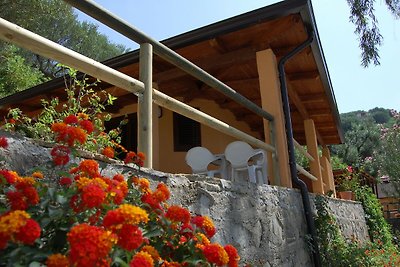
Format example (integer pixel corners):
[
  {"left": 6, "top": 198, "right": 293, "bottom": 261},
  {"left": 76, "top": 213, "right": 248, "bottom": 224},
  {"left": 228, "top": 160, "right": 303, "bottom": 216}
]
[{"left": 248, "top": 166, "right": 257, "bottom": 183}]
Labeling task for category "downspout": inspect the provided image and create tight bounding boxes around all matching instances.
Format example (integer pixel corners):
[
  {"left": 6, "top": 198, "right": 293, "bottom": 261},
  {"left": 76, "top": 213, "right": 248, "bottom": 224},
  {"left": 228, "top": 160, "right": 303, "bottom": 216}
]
[{"left": 278, "top": 29, "right": 322, "bottom": 267}]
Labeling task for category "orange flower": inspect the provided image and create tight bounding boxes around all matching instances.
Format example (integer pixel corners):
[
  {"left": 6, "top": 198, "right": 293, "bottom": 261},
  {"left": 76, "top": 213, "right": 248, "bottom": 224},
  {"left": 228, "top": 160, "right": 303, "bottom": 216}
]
[
  {"left": 129, "top": 251, "right": 154, "bottom": 267},
  {"left": 161, "top": 261, "right": 182, "bottom": 267},
  {"left": 192, "top": 215, "right": 216, "bottom": 238},
  {"left": 67, "top": 224, "right": 116, "bottom": 267},
  {"left": 0, "top": 170, "right": 17, "bottom": 184},
  {"left": 141, "top": 245, "right": 161, "bottom": 261},
  {"left": 32, "top": 171, "right": 44, "bottom": 179},
  {"left": 46, "top": 254, "right": 69, "bottom": 267},
  {"left": 153, "top": 182, "right": 170, "bottom": 202},
  {"left": 103, "top": 204, "right": 149, "bottom": 231},
  {"left": 202, "top": 243, "right": 229, "bottom": 266},
  {"left": 102, "top": 146, "right": 115, "bottom": 158},
  {"left": 77, "top": 159, "right": 99, "bottom": 178}
]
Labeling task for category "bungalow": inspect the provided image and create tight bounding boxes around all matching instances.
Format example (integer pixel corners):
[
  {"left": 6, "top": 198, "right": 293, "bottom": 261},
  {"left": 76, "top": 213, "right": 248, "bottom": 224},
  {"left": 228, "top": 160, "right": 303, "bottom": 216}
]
[{"left": 0, "top": 0, "right": 343, "bottom": 195}]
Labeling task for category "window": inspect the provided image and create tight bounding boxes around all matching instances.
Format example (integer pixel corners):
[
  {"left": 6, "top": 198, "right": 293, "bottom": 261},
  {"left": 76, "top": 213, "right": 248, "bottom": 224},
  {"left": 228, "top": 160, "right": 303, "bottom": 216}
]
[
  {"left": 104, "top": 114, "right": 137, "bottom": 155},
  {"left": 173, "top": 112, "right": 201, "bottom": 151}
]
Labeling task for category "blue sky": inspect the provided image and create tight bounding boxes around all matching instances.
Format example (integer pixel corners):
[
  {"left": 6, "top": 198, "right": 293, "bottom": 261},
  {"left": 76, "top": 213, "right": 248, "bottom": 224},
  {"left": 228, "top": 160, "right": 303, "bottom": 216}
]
[{"left": 77, "top": 0, "right": 399, "bottom": 114}]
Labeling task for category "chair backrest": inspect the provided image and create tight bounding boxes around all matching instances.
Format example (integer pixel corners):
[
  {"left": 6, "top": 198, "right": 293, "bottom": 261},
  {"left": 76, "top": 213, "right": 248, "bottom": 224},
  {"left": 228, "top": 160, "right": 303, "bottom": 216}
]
[
  {"left": 224, "top": 141, "right": 255, "bottom": 168},
  {"left": 185, "top": 146, "right": 217, "bottom": 173}
]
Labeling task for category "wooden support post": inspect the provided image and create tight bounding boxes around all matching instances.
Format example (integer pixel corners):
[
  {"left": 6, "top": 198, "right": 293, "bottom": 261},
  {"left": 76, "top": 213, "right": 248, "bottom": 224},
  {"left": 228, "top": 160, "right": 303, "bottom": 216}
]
[
  {"left": 321, "top": 156, "right": 332, "bottom": 193},
  {"left": 138, "top": 43, "right": 153, "bottom": 168},
  {"left": 323, "top": 156, "right": 335, "bottom": 195},
  {"left": 256, "top": 49, "right": 291, "bottom": 187},
  {"left": 304, "top": 119, "right": 324, "bottom": 194},
  {"left": 322, "top": 146, "right": 331, "bottom": 162}
]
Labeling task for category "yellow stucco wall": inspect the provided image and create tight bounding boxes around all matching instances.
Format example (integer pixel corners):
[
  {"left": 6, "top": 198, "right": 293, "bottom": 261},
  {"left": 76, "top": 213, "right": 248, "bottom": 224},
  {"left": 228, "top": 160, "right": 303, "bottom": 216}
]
[{"left": 114, "top": 98, "right": 262, "bottom": 174}]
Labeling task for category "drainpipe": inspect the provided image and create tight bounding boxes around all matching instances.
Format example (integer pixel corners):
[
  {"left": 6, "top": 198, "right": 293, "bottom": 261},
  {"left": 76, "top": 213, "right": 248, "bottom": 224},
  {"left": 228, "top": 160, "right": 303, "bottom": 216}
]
[{"left": 278, "top": 29, "right": 322, "bottom": 267}]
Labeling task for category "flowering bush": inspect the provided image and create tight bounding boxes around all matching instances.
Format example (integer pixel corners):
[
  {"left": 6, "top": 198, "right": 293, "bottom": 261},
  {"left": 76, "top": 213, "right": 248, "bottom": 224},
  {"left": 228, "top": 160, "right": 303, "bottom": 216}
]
[
  {"left": 0, "top": 130, "right": 240, "bottom": 266},
  {"left": 0, "top": 70, "right": 240, "bottom": 266}
]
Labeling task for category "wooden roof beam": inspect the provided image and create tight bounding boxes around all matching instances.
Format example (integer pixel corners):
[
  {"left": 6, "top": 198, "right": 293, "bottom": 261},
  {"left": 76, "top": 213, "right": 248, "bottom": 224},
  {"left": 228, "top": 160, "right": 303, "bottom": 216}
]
[
  {"left": 288, "top": 84, "right": 325, "bottom": 145},
  {"left": 154, "top": 47, "right": 257, "bottom": 83},
  {"left": 287, "top": 70, "right": 319, "bottom": 82}
]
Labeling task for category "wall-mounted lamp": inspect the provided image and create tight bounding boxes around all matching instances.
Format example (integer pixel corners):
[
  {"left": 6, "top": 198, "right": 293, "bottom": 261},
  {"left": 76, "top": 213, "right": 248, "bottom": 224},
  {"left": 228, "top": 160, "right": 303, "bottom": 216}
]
[{"left": 157, "top": 106, "right": 163, "bottom": 118}]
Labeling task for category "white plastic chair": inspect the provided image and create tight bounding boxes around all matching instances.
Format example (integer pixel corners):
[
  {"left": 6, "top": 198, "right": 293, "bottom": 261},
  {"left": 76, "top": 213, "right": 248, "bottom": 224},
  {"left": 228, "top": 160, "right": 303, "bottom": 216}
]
[
  {"left": 185, "top": 147, "right": 227, "bottom": 178},
  {"left": 224, "top": 141, "right": 267, "bottom": 184}
]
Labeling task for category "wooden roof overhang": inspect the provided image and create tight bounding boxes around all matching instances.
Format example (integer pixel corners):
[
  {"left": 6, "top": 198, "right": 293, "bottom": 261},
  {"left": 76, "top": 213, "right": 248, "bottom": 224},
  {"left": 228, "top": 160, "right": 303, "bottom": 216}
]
[{"left": 0, "top": 0, "right": 343, "bottom": 145}]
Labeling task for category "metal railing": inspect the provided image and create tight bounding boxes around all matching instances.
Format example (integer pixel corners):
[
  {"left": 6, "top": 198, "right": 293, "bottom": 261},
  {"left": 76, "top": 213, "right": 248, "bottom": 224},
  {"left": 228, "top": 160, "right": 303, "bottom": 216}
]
[{"left": 0, "top": 0, "right": 281, "bottom": 183}]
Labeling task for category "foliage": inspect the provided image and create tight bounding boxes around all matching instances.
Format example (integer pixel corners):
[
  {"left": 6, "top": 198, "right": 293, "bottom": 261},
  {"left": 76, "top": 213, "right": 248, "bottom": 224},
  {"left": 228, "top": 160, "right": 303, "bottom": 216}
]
[
  {"left": 355, "top": 186, "right": 394, "bottom": 245},
  {"left": 0, "top": 0, "right": 128, "bottom": 97},
  {"left": 0, "top": 44, "right": 47, "bottom": 97},
  {"left": 315, "top": 193, "right": 400, "bottom": 267},
  {"left": 333, "top": 111, "right": 381, "bottom": 169},
  {"left": 336, "top": 167, "right": 360, "bottom": 192},
  {"left": 373, "top": 110, "right": 400, "bottom": 193},
  {"left": 346, "top": 0, "right": 400, "bottom": 67},
  {"left": 3, "top": 67, "right": 126, "bottom": 157},
  {"left": 314, "top": 195, "right": 351, "bottom": 266},
  {"left": 0, "top": 90, "right": 240, "bottom": 266}
]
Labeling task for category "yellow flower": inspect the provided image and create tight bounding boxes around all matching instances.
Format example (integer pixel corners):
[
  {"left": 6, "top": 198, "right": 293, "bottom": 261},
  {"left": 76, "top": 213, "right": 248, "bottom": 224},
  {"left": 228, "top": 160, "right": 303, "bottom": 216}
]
[
  {"left": 0, "top": 210, "right": 30, "bottom": 235},
  {"left": 118, "top": 204, "right": 149, "bottom": 225}
]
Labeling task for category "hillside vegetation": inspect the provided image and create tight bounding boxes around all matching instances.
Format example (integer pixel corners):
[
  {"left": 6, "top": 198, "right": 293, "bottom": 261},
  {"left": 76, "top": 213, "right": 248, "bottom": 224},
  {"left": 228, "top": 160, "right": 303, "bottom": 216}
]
[{"left": 331, "top": 107, "right": 400, "bottom": 187}]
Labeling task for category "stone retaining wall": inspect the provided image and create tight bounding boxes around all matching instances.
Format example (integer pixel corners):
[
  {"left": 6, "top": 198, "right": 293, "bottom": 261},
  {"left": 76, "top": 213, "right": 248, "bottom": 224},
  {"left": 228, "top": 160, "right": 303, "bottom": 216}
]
[{"left": 0, "top": 131, "right": 370, "bottom": 266}]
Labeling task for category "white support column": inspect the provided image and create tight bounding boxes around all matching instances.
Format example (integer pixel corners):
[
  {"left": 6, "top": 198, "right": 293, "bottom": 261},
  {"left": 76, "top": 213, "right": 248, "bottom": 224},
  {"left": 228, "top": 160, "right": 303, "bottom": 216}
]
[{"left": 138, "top": 43, "right": 153, "bottom": 168}]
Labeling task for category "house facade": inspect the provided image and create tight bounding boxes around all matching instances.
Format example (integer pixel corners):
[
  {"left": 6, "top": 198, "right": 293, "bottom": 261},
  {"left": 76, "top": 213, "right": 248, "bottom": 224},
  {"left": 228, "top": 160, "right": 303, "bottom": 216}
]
[{"left": 0, "top": 0, "right": 343, "bottom": 195}]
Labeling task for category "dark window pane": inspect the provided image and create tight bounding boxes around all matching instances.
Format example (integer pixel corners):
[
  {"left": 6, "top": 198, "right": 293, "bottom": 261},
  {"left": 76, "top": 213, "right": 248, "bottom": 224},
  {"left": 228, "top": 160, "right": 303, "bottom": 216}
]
[{"left": 173, "top": 112, "right": 201, "bottom": 151}]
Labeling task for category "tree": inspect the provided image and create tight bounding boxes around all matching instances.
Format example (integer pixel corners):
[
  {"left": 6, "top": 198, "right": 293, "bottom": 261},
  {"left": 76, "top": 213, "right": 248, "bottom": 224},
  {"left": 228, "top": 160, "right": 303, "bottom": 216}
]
[
  {"left": 0, "top": 45, "right": 47, "bottom": 97},
  {"left": 0, "top": 0, "right": 127, "bottom": 79},
  {"left": 332, "top": 111, "right": 381, "bottom": 168},
  {"left": 347, "top": 0, "right": 400, "bottom": 67},
  {"left": 374, "top": 111, "right": 400, "bottom": 188}
]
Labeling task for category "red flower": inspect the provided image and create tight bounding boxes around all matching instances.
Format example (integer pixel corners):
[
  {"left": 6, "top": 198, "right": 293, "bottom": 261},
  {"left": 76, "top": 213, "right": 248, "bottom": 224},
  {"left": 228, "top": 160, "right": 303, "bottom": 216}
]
[
  {"left": 141, "top": 193, "right": 162, "bottom": 210},
  {"left": 124, "top": 151, "right": 136, "bottom": 164},
  {"left": 59, "top": 177, "right": 72, "bottom": 187},
  {"left": 117, "top": 224, "right": 144, "bottom": 251},
  {"left": 22, "top": 186, "right": 39, "bottom": 205},
  {"left": 79, "top": 120, "right": 94, "bottom": 134},
  {"left": 6, "top": 191, "right": 28, "bottom": 210},
  {"left": 113, "top": 174, "right": 124, "bottom": 182},
  {"left": 0, "top": 136, "right": 8, "bottom": 148},
  {"left": 81, "top": 184, "right": 106, "bottom": 209},
  {"left": 51, "top": 145, "right": 70, "bottom": 166},
  {"left": 0, "top": 170, "right": 17, "bottom": 184},
  {"left": 64, "top": 114, "right": 78, "bottom": 125},
  {"left": 165, "top": 206, "right": 191, "bottom": 224},
  {"left": 224, "top": 245, "right": 240, "bottom": 267},
  {"left": 14, "top": 218, "right": 41, "bottom": 245}
]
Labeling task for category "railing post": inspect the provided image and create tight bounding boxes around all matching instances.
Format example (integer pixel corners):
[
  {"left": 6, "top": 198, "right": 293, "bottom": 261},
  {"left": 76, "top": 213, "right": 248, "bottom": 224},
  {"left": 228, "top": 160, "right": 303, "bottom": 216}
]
[
  {"left": 304, "top": 119, "right": 324, "bottom": 194},
  {"left": 138, "top": 43, "right": 153, "bottom": 168}
]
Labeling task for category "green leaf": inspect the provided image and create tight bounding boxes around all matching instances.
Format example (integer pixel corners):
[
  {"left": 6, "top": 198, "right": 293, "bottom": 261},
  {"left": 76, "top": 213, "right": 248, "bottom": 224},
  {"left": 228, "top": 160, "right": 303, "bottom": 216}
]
[{"left": 28, "top": 262, "right": 42, "bottom": 267}]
